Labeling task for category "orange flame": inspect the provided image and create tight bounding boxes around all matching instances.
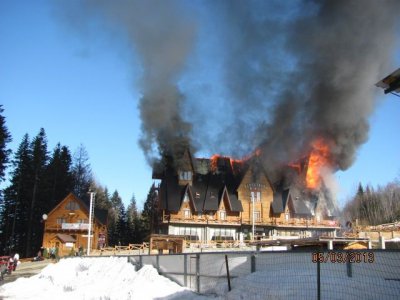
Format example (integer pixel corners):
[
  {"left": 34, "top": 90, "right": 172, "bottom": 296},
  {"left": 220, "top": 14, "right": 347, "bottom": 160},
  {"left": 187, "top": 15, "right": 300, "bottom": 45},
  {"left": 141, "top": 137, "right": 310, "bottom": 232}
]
[
  {"left": 306, "top": 138, "right": 331, "bottom": 189},
  {"left": 210, "top": 154, "right": 221, "bottom": 172},
  {"left": 210, "top": 154, "right": 246, "bottom": 174}
]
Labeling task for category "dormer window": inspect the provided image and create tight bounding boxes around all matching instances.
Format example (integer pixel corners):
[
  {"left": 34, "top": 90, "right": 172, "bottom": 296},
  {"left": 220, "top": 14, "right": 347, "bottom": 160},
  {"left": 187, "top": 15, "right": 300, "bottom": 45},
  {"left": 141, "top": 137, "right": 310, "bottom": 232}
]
[
  {"left": 179, "top": 171, "right": 192, "bottom": 181},
  {"left": 183, "top": 209, "right": 191, "bottom": 219}
]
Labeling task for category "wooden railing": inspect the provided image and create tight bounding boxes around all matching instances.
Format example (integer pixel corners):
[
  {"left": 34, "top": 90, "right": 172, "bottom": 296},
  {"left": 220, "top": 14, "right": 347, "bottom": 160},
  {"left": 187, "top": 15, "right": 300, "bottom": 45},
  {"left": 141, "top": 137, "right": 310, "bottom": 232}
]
[{"left": 164, "top": 215, "right": 241, "bottom": 225}]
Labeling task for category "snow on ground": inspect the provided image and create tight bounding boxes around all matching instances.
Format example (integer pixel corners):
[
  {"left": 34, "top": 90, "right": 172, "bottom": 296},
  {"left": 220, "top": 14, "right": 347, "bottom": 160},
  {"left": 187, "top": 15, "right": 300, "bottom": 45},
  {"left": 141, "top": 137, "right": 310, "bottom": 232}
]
[
  {"left": 0, "top": 257, "right": 212, "bottom": 300},
  {"left": 2, "top": 255, "right": 399, "bottom": 299},
  {"left": 213, "top": 261, "right": 400, "bottom": 300}
]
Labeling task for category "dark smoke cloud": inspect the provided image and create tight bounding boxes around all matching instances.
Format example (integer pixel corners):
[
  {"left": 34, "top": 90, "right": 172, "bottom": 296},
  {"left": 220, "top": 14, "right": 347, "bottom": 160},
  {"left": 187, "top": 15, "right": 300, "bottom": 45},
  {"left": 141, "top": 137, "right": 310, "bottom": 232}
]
[
  {"left": 210, "top": 0, "right": 399, "bottom": 172},
  {"left": 59, "top": 0, "right": 196, "bottom": 166},
  {"left": 58, "top": 0, "right": 399, "bottom": 174}
]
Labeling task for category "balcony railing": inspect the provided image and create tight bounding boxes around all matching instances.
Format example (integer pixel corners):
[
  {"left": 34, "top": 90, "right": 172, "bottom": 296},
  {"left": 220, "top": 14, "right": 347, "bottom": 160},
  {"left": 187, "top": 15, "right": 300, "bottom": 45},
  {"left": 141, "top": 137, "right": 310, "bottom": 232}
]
[{"left": 163, "top": 215, "right": 241, "bottom": 225}]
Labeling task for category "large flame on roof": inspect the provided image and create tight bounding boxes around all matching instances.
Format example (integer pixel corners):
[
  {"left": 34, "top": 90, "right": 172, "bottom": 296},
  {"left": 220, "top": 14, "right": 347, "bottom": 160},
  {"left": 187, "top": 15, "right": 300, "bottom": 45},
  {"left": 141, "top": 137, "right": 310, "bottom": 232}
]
[
  {"left": 210, "top": 150, "right": 261, "bottom": 174},
  {"left": 306, "top": 138, "right": 331, "bottom": 189}
]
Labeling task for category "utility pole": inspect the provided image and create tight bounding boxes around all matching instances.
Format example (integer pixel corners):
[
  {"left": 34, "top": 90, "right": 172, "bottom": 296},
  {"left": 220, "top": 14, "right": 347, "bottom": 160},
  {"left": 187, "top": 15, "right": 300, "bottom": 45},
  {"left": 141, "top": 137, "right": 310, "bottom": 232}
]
[
  {"left": 251, "top": 191, "right": 255, "bottom": 241},
  {"left": 87, "top": 191, "right": 96, "bottom": 255}
]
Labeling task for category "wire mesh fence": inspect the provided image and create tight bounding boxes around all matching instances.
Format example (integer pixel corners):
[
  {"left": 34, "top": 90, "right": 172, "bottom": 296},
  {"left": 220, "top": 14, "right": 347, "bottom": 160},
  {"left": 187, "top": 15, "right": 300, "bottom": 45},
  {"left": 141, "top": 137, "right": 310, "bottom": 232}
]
[{"left": 128, "top": 250, "right": 400, "bottom": 299}]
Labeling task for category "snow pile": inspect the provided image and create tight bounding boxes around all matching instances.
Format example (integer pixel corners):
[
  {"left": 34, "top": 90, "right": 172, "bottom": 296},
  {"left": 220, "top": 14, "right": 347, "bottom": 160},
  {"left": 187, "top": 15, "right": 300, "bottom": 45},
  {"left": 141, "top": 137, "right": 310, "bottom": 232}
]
[{"left": 0, "top": 257, "right": 210, "bottom": 300}]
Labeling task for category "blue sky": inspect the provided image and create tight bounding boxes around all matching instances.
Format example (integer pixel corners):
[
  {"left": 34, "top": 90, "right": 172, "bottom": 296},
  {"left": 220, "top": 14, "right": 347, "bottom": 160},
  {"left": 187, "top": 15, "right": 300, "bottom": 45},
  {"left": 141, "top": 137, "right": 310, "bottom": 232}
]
[{"left": 1, "top": 1, "right": 399, "bottom": 209}]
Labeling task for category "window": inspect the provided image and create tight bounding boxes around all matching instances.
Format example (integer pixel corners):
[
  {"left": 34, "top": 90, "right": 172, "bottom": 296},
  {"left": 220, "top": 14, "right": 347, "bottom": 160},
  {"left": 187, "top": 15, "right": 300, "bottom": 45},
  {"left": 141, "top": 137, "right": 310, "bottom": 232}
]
[
  {"left": 65, "top": 201, "right": 80, "bottom": 210},
  {"left": 256, "top": 191, "right": 261, "bottom": 202},
  {"left": 179, "top": 171, "right": 192, "bottom": 181},
  {"left": 254, "top": 211, "right": 261, "bottom": 222},
  {"left": 285, "top": 213, "right": 289, "bottom": 221},
  {"left": 78, "top": 219, "right": 88, "bottom": 224},
  {"left": 183, "top": 209, "right": 191, "bottom": 219},
  {"left": 219, "top": 210, "right": 226, "bottom": 220},
  {"left": 183, "top": 193, "right": 189, "bottom": 203},
  {"left": 56, "top": 218, "right": 66, "bottom": 224},
  {"left": 250, "top": 191, "right": 255, "bottom": 202}
]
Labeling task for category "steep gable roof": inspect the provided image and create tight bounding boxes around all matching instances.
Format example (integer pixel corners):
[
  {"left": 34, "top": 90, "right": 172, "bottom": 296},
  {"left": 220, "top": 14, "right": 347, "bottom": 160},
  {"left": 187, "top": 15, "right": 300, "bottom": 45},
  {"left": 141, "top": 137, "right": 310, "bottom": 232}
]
[
  {"left": 179, "top": 185, "right": 197, "bottom": 211},
  {"left": 158, "top": 172, "right": 184, "bottom": 212},
  {"left": 287, "top": 186, "right": 318, "bottom": 216},
  {"left": 47, "top": 193, "right": 108, "bottom": 225},
  {"left": 271, "top": 189, "right": 289, "bottom": 214}
]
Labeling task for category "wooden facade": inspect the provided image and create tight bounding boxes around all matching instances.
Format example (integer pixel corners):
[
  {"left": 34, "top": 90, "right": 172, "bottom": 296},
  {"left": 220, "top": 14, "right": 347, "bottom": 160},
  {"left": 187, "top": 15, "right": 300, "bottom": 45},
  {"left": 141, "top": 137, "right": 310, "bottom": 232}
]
[
  {"left": 154, "top": 150, "right": 339, "bottom": 242},
  {"left": 42, "top": 193, "right": 108, "bottom": 256}
]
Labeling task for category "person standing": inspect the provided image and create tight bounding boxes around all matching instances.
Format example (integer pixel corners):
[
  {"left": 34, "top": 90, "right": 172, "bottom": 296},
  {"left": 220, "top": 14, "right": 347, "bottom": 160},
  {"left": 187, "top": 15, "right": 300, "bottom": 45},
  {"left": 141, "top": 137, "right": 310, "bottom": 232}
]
[{"left": 13, "top": 253, "right": 19, "bottom": 271}]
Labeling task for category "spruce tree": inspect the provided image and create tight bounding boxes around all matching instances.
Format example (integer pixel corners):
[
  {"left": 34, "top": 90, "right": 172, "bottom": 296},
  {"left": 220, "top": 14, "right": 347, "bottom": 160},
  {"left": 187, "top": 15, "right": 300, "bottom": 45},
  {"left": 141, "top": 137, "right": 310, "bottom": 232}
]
[
  {"left": 0, "top": 105, "right": 12, "bottom": 183},
  {"left": 127, "top": 194, "right": 141, "bottom": 243},
  {"left": 92, "top": 183, "right": 111, "bottom": 210},
  {"left": 0, "top": 134, "right": 32, "bottom": 254},
  {"left": 71, "top": 144, "right": 93, "bottom": 199},
  {"left": 141, "top": 184, "right": 158, "bottom": 240},
  {"left": 116, "top": 204, "right": 128, "bottom": 245},
  {"left": 26, "top": 128, "right": 49, "bottom": 257},
  {"left": 44, "top": 143, "right": 73, "bottom": 211},
  {"left": 108, "top": 190, "right": 124, "bottom": 246}
]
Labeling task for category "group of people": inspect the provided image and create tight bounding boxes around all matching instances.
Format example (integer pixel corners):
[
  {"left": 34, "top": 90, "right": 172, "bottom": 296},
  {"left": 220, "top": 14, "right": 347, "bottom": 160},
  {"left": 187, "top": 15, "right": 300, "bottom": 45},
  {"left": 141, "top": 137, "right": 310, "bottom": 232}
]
[{"left": 32, "top": 246, "right": 59, "bottom": 261}]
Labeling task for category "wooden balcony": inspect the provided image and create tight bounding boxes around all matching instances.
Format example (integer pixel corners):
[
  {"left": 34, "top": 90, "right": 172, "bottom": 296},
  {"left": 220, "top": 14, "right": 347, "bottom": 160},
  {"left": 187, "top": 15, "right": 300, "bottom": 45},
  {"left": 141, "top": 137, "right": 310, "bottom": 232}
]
[
  {"left": 163, "top": 215, "right": 241, "bottom": 226},
  {"left": 160, "top": 214, "right": 339, "bottom": 229}
]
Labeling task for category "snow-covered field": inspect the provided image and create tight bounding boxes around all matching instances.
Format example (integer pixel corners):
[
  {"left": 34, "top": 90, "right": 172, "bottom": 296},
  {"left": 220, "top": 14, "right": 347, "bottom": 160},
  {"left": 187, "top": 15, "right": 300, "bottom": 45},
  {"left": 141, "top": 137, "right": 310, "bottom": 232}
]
[
  {"left": 0, "top": 257, "right": 211, "bottom": 300},
  {"left": 1, "top": 255, "right": 400, "bottom": 299}
]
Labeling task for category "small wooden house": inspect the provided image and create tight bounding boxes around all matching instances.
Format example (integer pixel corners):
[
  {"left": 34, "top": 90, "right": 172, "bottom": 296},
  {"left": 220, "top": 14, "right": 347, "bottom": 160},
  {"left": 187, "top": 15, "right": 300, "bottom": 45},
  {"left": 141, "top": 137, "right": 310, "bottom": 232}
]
[{"left": 42, "top": 193, "right": 108, "bottom": 256}]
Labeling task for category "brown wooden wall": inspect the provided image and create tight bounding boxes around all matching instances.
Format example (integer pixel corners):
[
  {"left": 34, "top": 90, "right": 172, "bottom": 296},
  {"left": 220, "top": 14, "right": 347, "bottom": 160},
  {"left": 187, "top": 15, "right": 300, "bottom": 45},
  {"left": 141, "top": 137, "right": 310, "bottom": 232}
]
[
  {"left": 238, "top": 169, "right": 274, "bottom": 224},
  {"left": 42, "top": 194, "right": 107, "bottom": 256}
]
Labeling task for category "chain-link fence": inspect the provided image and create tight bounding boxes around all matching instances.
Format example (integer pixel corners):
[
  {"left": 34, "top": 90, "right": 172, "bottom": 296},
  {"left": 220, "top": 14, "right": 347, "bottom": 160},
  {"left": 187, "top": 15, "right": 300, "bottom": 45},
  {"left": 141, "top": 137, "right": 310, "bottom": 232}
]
[{"left": 127, "top": 250, "right": 400, "bottom": 299}]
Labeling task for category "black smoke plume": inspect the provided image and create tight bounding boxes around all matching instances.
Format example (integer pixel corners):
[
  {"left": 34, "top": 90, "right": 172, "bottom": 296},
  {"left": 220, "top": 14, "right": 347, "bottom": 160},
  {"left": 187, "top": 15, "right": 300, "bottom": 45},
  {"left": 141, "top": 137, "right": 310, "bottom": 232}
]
[
  {"left": 59, "top": 0, "right": 399, "bottom": 176},
  {"left": 211, "top": 0, "right": 399, "bottom": 174},
  {"left": 59, "top": 0, "right": 196, "bottom": 168}
]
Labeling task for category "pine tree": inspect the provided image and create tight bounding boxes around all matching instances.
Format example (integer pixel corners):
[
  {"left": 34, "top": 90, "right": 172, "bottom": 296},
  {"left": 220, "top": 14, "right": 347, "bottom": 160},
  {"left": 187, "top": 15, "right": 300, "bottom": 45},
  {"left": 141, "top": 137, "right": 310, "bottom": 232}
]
[
  {"left": 0, "top": 134, "right": 32, "bottom": 254},
  {"left": 91, "top": 183, "right": 111, "bottom": 210},
  {"left": 116, "top": 204, "right": 128, "bottom": 245},
  {"left": 141, "top": 184, "right": 158, "bottom": 240},
  {"left": 71, "top": 144, "right": 93, "bottom": 199},
  {"left": 108, "top": 190, "right": 124, "bottom": 246},
  {"left": 44, "top": 144, "right": 73, "bottom": 211},
  {"left": 26, "top": 128, "right": 49, "bottom": 257},
  {"left": 127, "top": 194, "right": 141, "bottom": 243},
  {"left": 0, "top": 105, "right": 12, "bottom": 183}
]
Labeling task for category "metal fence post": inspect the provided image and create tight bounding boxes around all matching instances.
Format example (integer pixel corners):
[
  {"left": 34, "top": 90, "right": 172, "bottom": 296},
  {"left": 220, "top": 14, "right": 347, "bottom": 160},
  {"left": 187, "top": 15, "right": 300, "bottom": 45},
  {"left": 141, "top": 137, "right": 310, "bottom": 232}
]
[
  {"left": 251, "top": 254, "right": 256, "bottom": 273},
  {"left": 156, "top": 254, "right": 160, "bottom": 273},
  {"left": 317, "top": 259, "right": 321, "bottom": 300},
  {"left": 196, "top": 253, "right": 200, "bottom": 293},
  {"left": 346, "top": 260, "right": 352, "bottom": 278},
  {"left": 184, "top": 254, "right": 187, "bottom": 287},
  {"left": 225, "top": 255, "right": 231, "bottom": 291}
]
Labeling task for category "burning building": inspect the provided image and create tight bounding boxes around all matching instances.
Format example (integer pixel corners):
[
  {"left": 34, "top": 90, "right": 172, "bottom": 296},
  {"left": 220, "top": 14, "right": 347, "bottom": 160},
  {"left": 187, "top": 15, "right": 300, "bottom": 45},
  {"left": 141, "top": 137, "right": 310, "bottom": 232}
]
[{"left": 152, "top": 147, "right": 339, "bottom": 242}]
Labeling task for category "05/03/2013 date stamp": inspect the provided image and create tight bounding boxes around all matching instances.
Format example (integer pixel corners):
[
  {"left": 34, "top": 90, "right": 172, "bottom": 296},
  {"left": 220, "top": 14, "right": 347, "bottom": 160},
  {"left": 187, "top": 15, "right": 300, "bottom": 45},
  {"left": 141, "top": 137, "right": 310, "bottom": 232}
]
[{"left": 312, "top": 252, "right": 375, "bottom": 263}]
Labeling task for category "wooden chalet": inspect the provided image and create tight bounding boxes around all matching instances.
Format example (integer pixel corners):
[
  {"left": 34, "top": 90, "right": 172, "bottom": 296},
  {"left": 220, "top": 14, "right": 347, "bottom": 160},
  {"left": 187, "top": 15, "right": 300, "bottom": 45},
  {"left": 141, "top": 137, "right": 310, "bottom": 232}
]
[
  {"left": 153, "top": 150, "right": 339, "bottom": 242},
  {"left": 42, "top": 193, "right": 108, "bottom": 256}
]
